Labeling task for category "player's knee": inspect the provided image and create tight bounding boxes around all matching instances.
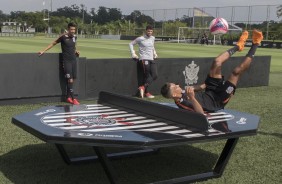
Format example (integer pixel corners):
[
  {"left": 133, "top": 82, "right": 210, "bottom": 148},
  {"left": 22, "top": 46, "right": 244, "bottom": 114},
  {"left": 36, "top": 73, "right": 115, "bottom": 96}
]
[
  {"left": 212, "top": 58, "right": 223, "bottom": 68},
  {"left": 232, "top": 67, "right": 242, "bottom": 76},
  {"left": 68, "top": 79, "right": 74, "bottom": 83}
]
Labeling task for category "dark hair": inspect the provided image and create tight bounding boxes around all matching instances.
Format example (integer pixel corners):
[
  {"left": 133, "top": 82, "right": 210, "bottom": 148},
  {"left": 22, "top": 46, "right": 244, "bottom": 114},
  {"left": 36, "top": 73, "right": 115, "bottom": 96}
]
[
  {"left": 68, "top": 22, "right": 76, "bottom": 28},
  {"left": 161, "top": 83, "right": 172, "bottom": 98},
  {"left": 146, "top": 25, "right": 153, "bottom": 30}
]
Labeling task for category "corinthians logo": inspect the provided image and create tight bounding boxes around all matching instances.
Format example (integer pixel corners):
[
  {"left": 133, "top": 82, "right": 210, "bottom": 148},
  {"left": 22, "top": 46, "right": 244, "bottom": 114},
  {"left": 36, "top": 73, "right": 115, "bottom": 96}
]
[
  {"left": 183, "top": 61, "right": 199, "bottom": 86},
  {"left": 41, "top": 111, "right": 133, "bottom": 130},
  {"left": 74, "top": 115, "right": 117, "bottom": 126}
]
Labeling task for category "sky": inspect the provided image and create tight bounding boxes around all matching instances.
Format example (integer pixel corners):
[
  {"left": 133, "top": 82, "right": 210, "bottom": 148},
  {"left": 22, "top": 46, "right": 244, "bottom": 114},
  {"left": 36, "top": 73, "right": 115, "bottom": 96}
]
[{"left": 1, "top": 0, "right": 281, "bottom": 14}]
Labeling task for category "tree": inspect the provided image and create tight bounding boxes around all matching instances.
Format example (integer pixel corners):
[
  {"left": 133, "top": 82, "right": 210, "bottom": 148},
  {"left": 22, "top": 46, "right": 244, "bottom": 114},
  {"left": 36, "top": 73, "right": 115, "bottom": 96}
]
[
  {"left": 96, "top": 6, "right": 110, "bottom": 25},
  {"left": 0, "top": 10, "right": 8, "bottom": 21},
  {"left": 9, "top": 11, "right": 48, "bottom": 32},
  {"left": 80, "top": 4, "right": 88, "bottom": 24},
  {"left": 108, "top": 8, "right": 122, "bottom": 22},
  {"left": 49, "top": 16, "right": 68, "bottom": 33},
  {"left": 105, "top": 22, "right": 116, "bottom": 35},
  {"left": 125, "top": 10, "right": 154, "bottom": 27},
  {"left": 267, "top": 21, "right": 282, "bottom": 41},
  {"left": 162, "top": 21, "right": 187, "bottom": 36},
  {"left": 72, "top": 17, "right": 84, "bottom": 34},
  {"left": 113, "top": 20, "right": 123, "bottom": 35},
  {"left": 91, "top": 22, "right": 101, "bottom": 35},
  {"left": 277, "top": 5, "right": 282, "bottom": 18},
  {"left": 53, "top": 4, "right": 79, "bottom": 18}
]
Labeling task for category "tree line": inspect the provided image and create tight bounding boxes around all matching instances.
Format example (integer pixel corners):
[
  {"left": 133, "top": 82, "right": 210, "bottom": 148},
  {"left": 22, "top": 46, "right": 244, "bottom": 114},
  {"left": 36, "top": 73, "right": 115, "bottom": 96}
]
[
  {"left": 0, "top": 5, "right": 155, "bottom": 35},
  {"left": 0, "top": 4, "right": 282, "bottom": 39}
]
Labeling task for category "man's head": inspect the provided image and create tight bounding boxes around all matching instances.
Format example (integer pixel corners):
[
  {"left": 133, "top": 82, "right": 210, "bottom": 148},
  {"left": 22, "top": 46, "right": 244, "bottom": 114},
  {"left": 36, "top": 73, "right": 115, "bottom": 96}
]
[
  {"left": 161, "top": 83, "right": 183, "bottom": 99},
  {"left": 145, "top": 25, "right": 154, "bottom": 37},
  {"left": 67, "top": 22, "right": 76, "bottom": 37}
]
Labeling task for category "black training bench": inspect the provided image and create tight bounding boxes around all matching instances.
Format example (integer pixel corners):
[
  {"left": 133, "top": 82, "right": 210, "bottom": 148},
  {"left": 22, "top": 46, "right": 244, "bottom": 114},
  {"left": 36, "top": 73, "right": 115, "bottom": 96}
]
[{"left": 12, "top": 91, "right": 260, "bottom": 184}]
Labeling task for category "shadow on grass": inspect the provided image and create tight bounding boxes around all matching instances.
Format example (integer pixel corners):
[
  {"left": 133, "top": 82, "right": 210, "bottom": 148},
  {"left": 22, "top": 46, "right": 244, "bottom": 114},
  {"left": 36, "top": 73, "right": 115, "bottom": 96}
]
[
  {"left": 0, "top": 143, "right": 220, "bottom": 184},
  {"left": 258, "top": 131, "right": 282, "bottom": 139}
]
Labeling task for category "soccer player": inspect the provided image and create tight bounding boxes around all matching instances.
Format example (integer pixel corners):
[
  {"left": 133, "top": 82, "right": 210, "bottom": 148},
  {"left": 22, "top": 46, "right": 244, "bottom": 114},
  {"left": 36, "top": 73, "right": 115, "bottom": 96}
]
[
  {"left": 161, "top": 29, "right": 263, "bottom": 114},
  {"left": 129, "top": 25, "right": 158, "bottom": 98},
  {"left": 38, "top": 22, "right": 80, "bottom": 105},
  {"left": 201, "top": 33, "right": 209, "bottom": 45}
]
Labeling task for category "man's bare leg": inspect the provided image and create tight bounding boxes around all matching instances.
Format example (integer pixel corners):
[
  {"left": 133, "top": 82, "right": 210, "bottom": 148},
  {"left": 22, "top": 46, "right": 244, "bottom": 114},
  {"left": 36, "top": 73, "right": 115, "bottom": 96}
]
[
  {"left": 209, "top": 31, "right": 249, "bottom": 79},
  {"left": 228, "top": 30, "right": 264, "bottom": 86}
]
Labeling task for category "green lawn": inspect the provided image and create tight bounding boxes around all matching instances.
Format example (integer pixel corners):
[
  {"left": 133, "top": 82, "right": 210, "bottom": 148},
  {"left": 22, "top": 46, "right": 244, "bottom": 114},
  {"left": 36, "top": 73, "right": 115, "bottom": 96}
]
[{"left": 0, "top": 36, "right": 281, "bottom": 184}]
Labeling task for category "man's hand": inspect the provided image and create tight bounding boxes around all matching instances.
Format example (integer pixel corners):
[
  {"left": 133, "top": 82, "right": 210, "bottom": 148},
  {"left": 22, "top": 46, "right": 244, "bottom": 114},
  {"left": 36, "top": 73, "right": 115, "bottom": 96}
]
[
  {"left": 75, "top": 50, "right": 80, "bottom": 57},
  {"left": 185, "top": 86, "right": 204, "bottom": 114},
  {"left": 38, "top": 51, "right": 44, "bottom": 56},
  {"left": 154, "top": 53, "right": 158, "bottom": 59},
  {"left": 132, "top": 53, "right": 138, "bottom": 59},
  {"left": 185, "top": 86, "right": 195, "bottom": 99}
]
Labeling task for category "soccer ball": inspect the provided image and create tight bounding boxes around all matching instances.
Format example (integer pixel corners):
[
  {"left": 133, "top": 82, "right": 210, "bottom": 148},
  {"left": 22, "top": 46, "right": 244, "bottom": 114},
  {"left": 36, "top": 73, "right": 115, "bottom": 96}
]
[{"left": 209, "top": 18, "right": 229, "bottom": 35}]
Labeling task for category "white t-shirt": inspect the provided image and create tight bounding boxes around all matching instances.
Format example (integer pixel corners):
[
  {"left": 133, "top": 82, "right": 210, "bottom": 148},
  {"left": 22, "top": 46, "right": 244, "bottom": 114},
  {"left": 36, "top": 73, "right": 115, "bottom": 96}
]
[{"left": 129, "top": 35, "right": 156, "bottom": 60}]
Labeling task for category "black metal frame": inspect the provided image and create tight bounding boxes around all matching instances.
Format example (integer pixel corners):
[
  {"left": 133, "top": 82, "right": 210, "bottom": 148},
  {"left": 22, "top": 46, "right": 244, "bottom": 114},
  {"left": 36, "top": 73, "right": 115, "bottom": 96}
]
[{"left": 55, "top": 138, "right": 239, "bottom": 184}]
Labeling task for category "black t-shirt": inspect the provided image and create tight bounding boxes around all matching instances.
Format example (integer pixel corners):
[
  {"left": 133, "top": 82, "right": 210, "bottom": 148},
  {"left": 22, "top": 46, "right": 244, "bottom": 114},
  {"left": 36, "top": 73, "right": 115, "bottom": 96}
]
[
  {"left": 56, "top": 34, "right": 77, "bottom": 62},
  {"left": 175, "top": 91, "right": 223, "bottom": 112}
]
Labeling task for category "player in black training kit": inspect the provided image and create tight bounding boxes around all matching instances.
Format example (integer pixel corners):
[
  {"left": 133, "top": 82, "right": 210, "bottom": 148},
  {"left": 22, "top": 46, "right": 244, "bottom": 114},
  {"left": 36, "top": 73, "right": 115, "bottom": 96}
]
[
  {"left": 38, "top": 23, "right": 80, "bottom": 105},
  {"left": 161, "top": 30, "right": 263, "bottom": 114}
]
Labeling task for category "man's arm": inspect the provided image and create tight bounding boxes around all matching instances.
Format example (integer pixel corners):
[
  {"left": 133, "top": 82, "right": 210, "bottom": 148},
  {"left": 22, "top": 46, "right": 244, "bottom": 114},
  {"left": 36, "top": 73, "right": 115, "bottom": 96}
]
[
  {"left": 38, "top": 40, "right": 58, "bottom": 56},
  {"left": 186, "top": 87, "right": 204, "bottom": 114},
  {"left": 129, "top": 38, "right": 139, "bottom": 59},
  {"left": 192, "top": 83, "right": 206, "bottom": 92},
  {"left": 153, "top": 37, "right": 158, "bottom": 59},
  {"left": 75, "top": 37, "right": 80, "bottom": 56},
  {"left": 153, "top": 49, "right": 158, "bottom": 59}
]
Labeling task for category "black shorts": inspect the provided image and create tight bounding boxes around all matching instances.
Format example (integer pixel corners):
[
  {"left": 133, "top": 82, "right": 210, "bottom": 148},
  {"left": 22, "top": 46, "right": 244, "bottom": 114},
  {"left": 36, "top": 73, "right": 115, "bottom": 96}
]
[
  {"left": 63, "top": 60, "right": 77, "bottom": 79},
  {"left": 205, "top": 75, "right": 236, "bottom": 104}
]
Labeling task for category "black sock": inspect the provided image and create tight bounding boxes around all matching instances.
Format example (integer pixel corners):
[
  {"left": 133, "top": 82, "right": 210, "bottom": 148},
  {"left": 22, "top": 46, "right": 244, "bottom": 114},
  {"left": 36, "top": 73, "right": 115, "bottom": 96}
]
[
  {"left": 246, "top": 44, "right": 258, "bottom": 58},
  {"left": 145, "top": 87, "right": 148, "bottom": 93},
  {"left": 144, "top": 83, "right": 149, "bottom": 93},
  {"left": 66, "top": 83, "right": 70, "bottom": 98},
  {"left": 227, "top": 46, "right": 239, "bottom": 56},
  {"left": 67, "top": 82, "right": 74, "bottom": 99}
]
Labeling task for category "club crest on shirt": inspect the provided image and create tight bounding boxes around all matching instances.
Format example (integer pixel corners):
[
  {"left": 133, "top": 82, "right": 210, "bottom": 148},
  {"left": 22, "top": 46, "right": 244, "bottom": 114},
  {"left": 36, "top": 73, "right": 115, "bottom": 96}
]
[
  {"left": 226, "top": 86, "right": 234, "bottom": 94},
  {"left": 183, "top": 61, "right": 199, "bottom": 85},
  {"left": 72, "top": 37, "right": 76, "bottom": 43}
]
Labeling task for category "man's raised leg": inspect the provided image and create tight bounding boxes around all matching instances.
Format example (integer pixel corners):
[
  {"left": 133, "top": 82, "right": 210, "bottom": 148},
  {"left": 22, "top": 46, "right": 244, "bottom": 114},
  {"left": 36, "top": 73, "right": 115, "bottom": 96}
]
[
  {"left": 209, "top": 31, "right": 249, "bottom": 78},
  {"left": 228, "top": 30, "right": 263, "bottom": 86}
]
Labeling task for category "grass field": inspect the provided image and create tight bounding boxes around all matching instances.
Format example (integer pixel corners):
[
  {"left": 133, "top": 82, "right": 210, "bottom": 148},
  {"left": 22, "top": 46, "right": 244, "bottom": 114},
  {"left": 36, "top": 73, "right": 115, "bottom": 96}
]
[{"left": 0, "top": 36, "right": 281, "bottom": 184}]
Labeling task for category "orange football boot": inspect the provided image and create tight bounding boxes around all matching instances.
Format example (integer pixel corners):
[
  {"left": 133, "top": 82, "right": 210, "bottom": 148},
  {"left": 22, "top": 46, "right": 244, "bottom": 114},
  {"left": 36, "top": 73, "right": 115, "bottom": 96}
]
[
  {"left": 236, "top": 30, "right": 249, "bottom": 51},
  {"left": 252, "top": 29, "right": 263, "bottom": 45}
]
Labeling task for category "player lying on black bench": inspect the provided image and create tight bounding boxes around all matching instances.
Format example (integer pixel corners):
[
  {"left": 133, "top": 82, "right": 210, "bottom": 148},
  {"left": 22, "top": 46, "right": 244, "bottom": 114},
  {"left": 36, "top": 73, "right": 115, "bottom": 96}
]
[{"left": 161, "top": 29, "right": 263, "bottom": 114}]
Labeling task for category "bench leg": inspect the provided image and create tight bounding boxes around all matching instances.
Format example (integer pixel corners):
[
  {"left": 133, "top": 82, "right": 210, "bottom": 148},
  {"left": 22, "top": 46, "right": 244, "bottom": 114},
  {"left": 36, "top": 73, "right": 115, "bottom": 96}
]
[
  {"left": 93, "top": 147, "right": 119, "bottom": 184},
  {"left": 213, "top": 137, "right": 239, "bottom": 176},
  {"left": 55, "top": 144, "right": 72, "bottom": 164},
  {"left": 152, "top": 138, "right": 240, "bottom": 184}
]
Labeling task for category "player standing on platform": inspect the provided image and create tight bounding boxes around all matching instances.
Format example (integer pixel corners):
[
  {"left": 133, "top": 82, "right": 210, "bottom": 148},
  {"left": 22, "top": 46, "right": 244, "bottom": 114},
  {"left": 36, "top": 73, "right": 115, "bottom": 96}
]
[
  {"left": 129, "top": 25, "right": 158, "bottom": 99},
  {"left": 161, "top": 30, "right": 263, "bottom": 114},
  {"left": 38, "top": 23, "right": 80, "bottom": 105}
]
